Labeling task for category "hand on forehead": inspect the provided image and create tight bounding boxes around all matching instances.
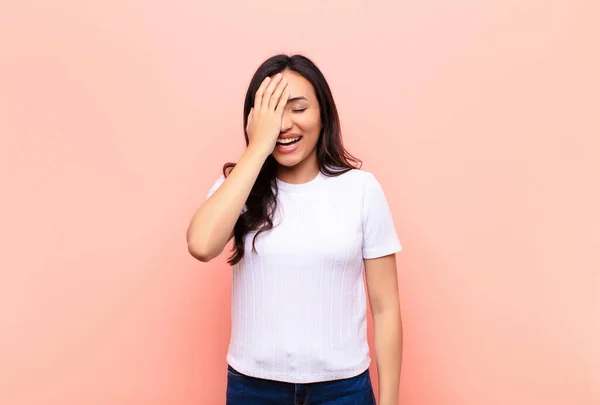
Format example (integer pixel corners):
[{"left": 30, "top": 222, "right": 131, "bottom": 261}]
[{"left": 274, "top": 70, "right": 315, "bottom": 103}]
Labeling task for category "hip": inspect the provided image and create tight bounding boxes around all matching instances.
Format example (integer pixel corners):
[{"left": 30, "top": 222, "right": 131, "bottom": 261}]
[{"left": 226, "top": 364, "right": 377, "bottom": 405}]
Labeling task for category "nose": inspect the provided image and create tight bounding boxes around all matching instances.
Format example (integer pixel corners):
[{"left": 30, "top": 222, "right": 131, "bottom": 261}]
[{"left": 281, "top": 111, "right": 293, "bottom": 133}]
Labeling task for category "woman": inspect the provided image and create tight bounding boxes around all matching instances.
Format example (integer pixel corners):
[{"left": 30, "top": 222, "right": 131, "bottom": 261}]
[{"left": 186, "top": 54, "right": 403, "bottom": 405}]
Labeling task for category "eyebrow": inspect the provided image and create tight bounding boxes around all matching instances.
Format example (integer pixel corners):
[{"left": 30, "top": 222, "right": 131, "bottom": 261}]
[{"left": 287, "top": 96, "right": 308, "bottom": 103}]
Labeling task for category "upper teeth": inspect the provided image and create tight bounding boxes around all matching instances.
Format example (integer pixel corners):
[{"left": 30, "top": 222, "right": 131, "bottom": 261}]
[{"left": 278, "top": 137, "right": 300, "bottom": 144}]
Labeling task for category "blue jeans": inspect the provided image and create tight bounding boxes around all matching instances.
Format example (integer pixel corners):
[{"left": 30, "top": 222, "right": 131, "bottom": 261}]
[{"left": 226, "top": 364, "right": 377, "bottom": 405}]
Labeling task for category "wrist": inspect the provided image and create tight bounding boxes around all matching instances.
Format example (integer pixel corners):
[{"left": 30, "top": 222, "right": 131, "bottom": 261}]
[{"left": 246, "top": 143, "right": 273, "bottom": 161}]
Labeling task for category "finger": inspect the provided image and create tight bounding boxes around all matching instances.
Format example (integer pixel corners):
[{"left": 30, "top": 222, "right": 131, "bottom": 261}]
[
  {"left": 275, "top": 91, "right": 290, "bottom": 113},
  {"left": 261, "top": 73, "right": 282, "bottom": 109},
  {"left": 269, "top": 78, "right": 288, "bottom": 110},
  {"left": 254, "top": 77, "right": 271, "bottom": 110}
]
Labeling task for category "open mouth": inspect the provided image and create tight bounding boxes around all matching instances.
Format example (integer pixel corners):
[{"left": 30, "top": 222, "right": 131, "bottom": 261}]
[{"left": 276, "top": 136, "right": 302, "bottom": 146}]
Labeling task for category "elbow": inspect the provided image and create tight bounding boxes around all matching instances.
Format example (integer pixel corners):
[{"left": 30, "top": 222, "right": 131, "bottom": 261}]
[
  {"left": 370, "top": 297, "right": 401, "bottom": 317},
  {"left": 187, "top": 241, "right": 214, "bottom": 262},
  {"left": 186, "top": 222, "right": 229, "bottom": 262},
  {"left": 186, "top": 231, "right": 215, "bottom": 262}
]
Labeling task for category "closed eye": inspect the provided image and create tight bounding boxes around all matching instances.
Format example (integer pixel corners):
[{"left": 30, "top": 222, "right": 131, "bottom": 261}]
[{"left": 292, "top": 108, "right": 307, "bottom": 113}]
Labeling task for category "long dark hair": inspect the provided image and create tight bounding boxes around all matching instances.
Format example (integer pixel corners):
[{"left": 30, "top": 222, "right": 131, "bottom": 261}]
[{"left": 223, "top": 54, "right": 361, "bottom": 265}]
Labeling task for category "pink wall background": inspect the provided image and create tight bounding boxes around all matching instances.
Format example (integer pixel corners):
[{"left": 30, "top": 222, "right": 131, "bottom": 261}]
[{"left": 1, "top": 1, "right": 599, "bottom": 404}]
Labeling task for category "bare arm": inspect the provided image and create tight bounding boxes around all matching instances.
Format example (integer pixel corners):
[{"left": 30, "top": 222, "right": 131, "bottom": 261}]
[
  {"left": 186, "top": 146, "right": 269, "bottom": 261},
  {"left": 186, "top": 73, "right": 290, "bottom": 262},
  {"left": 365, "top": 253, "right": 403, "bottom": 405}
]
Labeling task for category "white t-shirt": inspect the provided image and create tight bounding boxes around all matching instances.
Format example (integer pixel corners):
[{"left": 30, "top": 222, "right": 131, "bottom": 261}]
[{"left": 205, "top": 168, "right": 402, "bottom": 383}]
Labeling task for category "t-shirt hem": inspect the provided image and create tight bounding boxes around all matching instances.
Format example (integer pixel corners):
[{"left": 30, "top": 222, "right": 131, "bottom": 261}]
[{"left": 226, "top": 354, "right": 371, "bottom": 384}]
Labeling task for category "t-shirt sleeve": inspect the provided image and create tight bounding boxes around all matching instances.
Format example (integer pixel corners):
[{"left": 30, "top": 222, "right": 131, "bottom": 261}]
[
  {"left": 205, "top": 175, "right": 248, "bottom": 214},
  {"left": 361, "top": 172, "right": 403, "bottom": 259}
]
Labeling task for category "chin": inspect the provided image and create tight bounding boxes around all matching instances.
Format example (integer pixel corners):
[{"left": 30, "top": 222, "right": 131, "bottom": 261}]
[{"left": 272, "top": 154, "right": 304, "bottom": 168}]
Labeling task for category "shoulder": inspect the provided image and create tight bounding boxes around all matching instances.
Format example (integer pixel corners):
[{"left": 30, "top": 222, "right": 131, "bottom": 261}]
[
  {"left": 330, "top": 169, "right": 393, "bottom": 209},
  {"left": 323, "top": 168, "right": 379, "bottom": 190}
]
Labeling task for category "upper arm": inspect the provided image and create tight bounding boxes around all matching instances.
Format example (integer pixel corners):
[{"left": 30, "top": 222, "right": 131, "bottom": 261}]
[
  {"left": 361, "top": 172, "right": 403, "bottom": 313},
  {"left": 365, "top": 253, "right": 400, "bottom": 315}
]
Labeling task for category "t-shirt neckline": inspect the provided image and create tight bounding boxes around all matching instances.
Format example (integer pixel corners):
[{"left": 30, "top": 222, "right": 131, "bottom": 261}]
[{"left": 275, "top": 170, "right": 325, "bottom": 192}]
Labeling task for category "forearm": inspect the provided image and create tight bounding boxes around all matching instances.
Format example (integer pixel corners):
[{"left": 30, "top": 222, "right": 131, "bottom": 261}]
[
  {"left": 186, "top": 145, "right": 269, "bottom": 261},
  {"left": 373, "top": 307, "right": 403, "bottom": 405}
]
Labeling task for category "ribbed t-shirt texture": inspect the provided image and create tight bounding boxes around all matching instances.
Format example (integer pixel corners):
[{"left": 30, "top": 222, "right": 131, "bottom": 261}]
[{"left": 205, "top": 168, "right": 402, "bottom": 383}]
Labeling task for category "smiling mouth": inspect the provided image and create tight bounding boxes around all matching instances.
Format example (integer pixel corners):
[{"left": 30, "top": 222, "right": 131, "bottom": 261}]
[{"left": 276, "top": 136, "right": 302, "bottom": 146}]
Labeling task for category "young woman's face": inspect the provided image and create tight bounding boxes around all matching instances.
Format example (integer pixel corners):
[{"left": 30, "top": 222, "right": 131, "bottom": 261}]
[{"left": 271, "top": 70, "right": 322, "bottom": 168}]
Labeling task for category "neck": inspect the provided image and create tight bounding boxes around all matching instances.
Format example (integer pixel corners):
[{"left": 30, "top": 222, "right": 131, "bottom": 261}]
[{"left": 276, "top": 152, "right": 320, "bottom": 185}]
